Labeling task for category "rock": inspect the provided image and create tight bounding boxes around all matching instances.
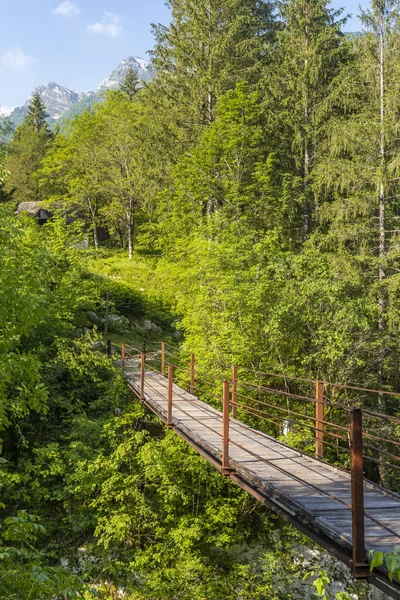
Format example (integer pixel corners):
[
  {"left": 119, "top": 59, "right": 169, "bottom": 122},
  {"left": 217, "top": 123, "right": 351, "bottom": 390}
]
[
  {"left": 143, "top": 320, "right": 152, "bottom": 330},
  {"left": 87, "top": 311, "right": 99, "bottom": 323},
  {"left": 151, "top": 322, "right": 162, "bottom": 333},
  {"left": 172, "top": 330, "right": 183, "bottom": 340},
  {"left": 107, "top": 313, "right": 130, "bottom": 333}
]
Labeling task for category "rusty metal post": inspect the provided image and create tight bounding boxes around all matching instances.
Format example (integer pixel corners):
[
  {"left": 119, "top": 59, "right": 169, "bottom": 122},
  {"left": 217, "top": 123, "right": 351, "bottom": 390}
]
[
  {"left": 190, "top": 354, "right": 195, "bottom": 395},
  {"left": 167, "top": 364, "right": 173, "bottom": 428},
  {"left": 232, "top": 365, "right": 237, "bottom": 419},
  {"left": 350, "top": 408, "right": 368, "bottom": 578},
  {"left": 161, "top": 342, "right": 165, "bottom": 376},
  {"left": 140, "top": 352, "right": 145, "bottom": 401},
  {"left": 316, "top": 380, "right": 324, "bottom": 460},
  {"left": 222, "top": 380, "right": 230, "bottom": 474},
  {"left": 121, "top": 343, "right": 125, "bottom": 375}
]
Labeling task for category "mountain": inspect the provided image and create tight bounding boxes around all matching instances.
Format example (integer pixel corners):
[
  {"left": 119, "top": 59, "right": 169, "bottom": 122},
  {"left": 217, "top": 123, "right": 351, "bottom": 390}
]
[
  {"left": 32, "top": 83, "right": 88, "bottom": 119},
  {"left": 98, "top": 56, "right": 152, "bottom": 91},
  {"left": 0, "top": 107, "right": 14, "bottom": 117},
  {"left": 7, "top": 83, "right": 89, "bottom": 129},
  {"left": 58, "top": 57, "right": 152, "bottom": 128},
  {"left": 1, "top": 56, "right": 152, "bottom": 133}
]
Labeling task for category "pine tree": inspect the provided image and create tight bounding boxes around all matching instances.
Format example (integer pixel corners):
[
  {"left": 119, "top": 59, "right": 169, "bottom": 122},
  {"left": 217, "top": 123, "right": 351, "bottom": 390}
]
[
  {"left": 145, "top": 0, "right": 276, "bottom": 178},
  {"left": 264, "top": 0, "right": 348, "bottom": 244},
  {"left": 120, "top": 68, "right": 140, "bottom": 100},
  {"left": 358, "top": 0, "right": 399, "bottom": 330},
  {"left": 25, "top": 93, "right": 50, "bottom": 134},
  {"left": 312, "top": 0, "right": 400, "bottom": 405}
]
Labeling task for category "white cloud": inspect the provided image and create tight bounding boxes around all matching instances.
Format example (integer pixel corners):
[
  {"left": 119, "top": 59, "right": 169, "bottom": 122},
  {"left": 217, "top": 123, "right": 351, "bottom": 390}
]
[
  {"left": 53, "top": 2, "right": 80, "bottom": 17},
  {"left": 87, "top": 12, "right": 122, "bottom": 37},
  {"left": 1, "top": 47, "right": 35, "bottom": 69}
]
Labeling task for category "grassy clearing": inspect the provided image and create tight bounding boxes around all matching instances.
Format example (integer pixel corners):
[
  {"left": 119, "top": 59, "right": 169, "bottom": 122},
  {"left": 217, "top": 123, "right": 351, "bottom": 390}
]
[
  {"left": 87, "top": 249, "right": 160, "bottom": 295},
  {"left": 86, "top": 249, "right": 180, "bottom": 349}
]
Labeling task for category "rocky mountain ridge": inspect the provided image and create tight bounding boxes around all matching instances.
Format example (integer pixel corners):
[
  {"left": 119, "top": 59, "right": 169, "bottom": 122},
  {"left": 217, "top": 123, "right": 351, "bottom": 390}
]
[
  {"left": 2, "top": 56, "right": 152, "bottom": 129},
  {"left": 98, "top": 56, "right": 152, "bottom": 91}
]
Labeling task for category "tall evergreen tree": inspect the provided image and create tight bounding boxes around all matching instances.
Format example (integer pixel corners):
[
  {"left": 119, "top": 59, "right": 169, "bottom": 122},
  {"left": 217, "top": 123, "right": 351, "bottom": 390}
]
[
  {"left": 359, "top": 0, "right": 399, "bottom": 330},
  {"left": 120, "top": 68, "right": 140, "bottom": 100},
  {"left": 264, "top": 0, "right": 348, "bottom": 244},
  {"left": 313, "top": 1, "right": 400, "bottom": 391},
  {"left": 143, "top": 0, "right": 276, "bottom": 193},
  {"left": 25, "top": 93, "right": 50, "bottom": 134}
]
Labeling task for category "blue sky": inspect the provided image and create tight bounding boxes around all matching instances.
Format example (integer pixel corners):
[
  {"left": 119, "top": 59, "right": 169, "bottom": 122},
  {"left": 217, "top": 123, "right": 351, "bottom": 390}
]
[{"left": 0, "top": 0, "right": 367, "bottom": 111}]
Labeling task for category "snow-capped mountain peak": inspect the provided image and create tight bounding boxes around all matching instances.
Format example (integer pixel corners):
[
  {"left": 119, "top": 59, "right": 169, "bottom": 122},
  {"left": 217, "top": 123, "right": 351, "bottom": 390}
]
[
  {"left": 0, "top": 106, "right": 14, "bottom": 117},
  {"left": 26, "top": 82, "right": 89, "bottom": 120},
  {"left": 98, "top": 56, "right": 152, "bottom": 91},
  {"left": 1, "top": 54, "right": 153, "bottom": 131}
]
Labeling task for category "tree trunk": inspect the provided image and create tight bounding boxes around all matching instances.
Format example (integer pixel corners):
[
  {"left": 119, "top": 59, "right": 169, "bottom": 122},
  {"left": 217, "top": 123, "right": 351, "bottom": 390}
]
[
  {"left": 93, "top": 223, "right": 99, "bottom": 251},
  {"left": 126, "top": 202, "right": 134, "bottom": 260},
  {"left": 378, "top": 17, "right": 386, "bottom": 319},
  {"left": 303, "top": 27, "right": 311, "bottom": 239},
  {"left": 377, "top": 10, "right": 388, "bottom": 487},
  {"left": 127, "top": 225, "right": 133, "bottom": 260}
]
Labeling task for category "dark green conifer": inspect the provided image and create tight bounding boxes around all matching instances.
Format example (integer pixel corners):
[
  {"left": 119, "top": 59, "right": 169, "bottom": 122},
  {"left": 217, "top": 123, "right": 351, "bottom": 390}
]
[
  {"left": 265, "top": 0, "right": 348, "bottom": 243},
  {"left": 120, "top": 68, "right": 140, "bottom": 100},
  {"left": 25, "top": 92, "right": 50, "bottom": 133}
]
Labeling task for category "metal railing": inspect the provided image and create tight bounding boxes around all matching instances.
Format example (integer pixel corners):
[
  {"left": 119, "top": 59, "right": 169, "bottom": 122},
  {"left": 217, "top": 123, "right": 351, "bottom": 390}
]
[{"left": 120, "top": 341, "right": 400, "bottom": 580}]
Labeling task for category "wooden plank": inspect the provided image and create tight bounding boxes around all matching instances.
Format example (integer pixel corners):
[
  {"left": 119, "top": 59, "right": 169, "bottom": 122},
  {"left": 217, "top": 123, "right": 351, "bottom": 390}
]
[{"left": 126, "top": 371, "right": 400, "bottom": 561}]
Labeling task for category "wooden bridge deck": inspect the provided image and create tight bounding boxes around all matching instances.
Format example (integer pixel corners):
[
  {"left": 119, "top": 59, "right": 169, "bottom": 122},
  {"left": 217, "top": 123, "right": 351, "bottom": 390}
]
[{"left": 126, "top": 369, "right": 400, "bottom": 597}]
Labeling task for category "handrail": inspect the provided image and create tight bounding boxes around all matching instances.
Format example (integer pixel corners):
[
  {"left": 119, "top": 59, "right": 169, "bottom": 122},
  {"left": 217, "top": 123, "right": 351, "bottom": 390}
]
[{"left": 119, "top": 342, "right": 400, "bottom": 580}]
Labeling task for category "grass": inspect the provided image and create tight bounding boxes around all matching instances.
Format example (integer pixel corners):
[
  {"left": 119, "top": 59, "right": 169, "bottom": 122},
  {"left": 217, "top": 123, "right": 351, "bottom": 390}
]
[
  {"left": 87, "top": 249, "right": 161, "bottom": 296},
  {"left": 86, "top": 249, "right": 180, "bottom": 348}
]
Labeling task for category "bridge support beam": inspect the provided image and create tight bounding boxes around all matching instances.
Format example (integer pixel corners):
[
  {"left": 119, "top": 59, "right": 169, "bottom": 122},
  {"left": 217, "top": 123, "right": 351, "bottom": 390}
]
[
  {"left": 232, "top": 365, "right": 237, "bottom": 419},
  {"left": 140, "top": 352, "right": 145, "bottom": 402},
  {"left": 222, "top": 380, "right": 235, "bottom": 476},
  {"left": 350, "top": 408, "right": 369, "bottom": 579},
  {"left": 190, "top": 354, "right": 195, "bottom": 395},
  {"left": 316, "top": 380, "right": 324, "bottom": 460},
  {"left": 167, "top": 364, "right": 174, "bottom": 429},
  {"left": 161, "top": 342, "right": 165, "bottom": 376}
]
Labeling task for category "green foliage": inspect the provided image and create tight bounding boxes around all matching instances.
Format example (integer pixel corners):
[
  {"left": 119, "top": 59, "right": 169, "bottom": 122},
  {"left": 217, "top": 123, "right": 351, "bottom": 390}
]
[
  {"left": 4, "top": 0, "right": 400, "bottom": 595},
  {"left": 25, "top": 92, "right": 50, "bottom": 134},
  {"left": 0, "top": 511, "right": 87, "bottom": 599},
  {"left": 120, "top": 67, "right": 140, "bottom": 100},
  {"left": 5, "top": 122, "right": 52, "bottom": 202},
  {"left": 370, "top": 546, "right": 400, "bottom": 581},
  {"left": 39, "top": 92, "right": 147, "bottom": 255},
  {"left": 303, "top": 569, "right": 352, "bottom": 599}
]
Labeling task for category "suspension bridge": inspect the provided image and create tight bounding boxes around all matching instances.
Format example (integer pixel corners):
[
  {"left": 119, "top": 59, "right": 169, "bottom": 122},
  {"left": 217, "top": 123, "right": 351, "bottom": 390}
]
[{"left": 119, "top": 341, "right": 400, "bottom": 599}]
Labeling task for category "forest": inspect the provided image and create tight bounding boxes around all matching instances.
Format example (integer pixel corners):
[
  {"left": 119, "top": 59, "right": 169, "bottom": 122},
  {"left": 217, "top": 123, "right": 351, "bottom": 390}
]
[{"left": 1, "top": 0, "right": 400, "bottom": 597}]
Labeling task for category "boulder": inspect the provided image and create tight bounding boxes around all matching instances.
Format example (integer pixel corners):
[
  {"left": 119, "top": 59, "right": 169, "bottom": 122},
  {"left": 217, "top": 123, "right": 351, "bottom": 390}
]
[{"left": 107, "top": 313, "right": 130, "bottom": 333}]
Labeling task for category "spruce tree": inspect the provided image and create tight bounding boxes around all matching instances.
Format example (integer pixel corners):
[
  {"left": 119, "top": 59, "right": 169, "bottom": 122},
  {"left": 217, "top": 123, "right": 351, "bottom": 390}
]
[
  {"left": 264, "top": 0, "right": 348, "bottom": 243},
  {"left": 120, "top": 68, "right": 140, "bottom": 100},
  {"left": 313, "top": 0, "right": 400, "bottom": 403},
  {"left": 25, "top": 93, "right": 50, "bottom": 134},
  {"left": 147, "top": 0, "right": 276, "bottom": 166}
]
